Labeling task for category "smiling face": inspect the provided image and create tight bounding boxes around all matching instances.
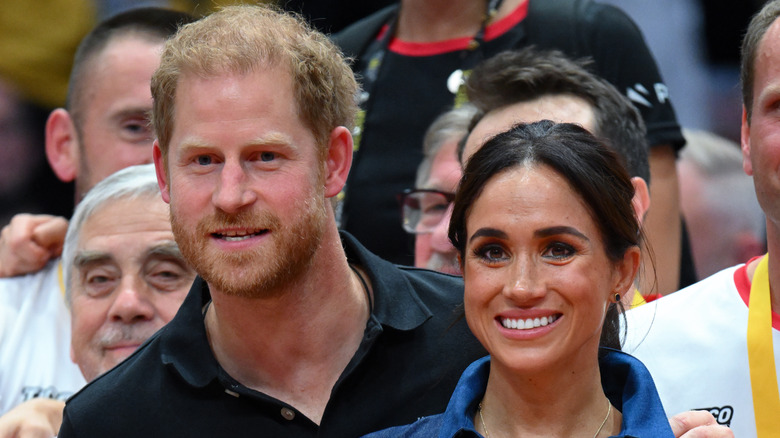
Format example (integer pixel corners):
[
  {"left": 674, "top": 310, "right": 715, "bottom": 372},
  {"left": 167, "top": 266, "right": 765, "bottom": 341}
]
[
  {"left": 463, "top": 164, "right": 628, "bottom": 375},
  {"left": 156, "top": 65, "right": 330, "bottom": 298},
  {"left": 69, "top": 195, "right": 194, "bottom": 381}
]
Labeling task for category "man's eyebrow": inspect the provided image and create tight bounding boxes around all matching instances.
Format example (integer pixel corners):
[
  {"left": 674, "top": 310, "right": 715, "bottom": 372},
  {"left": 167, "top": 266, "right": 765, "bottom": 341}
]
[
  {"left": 110, "top": 107, "right": 151, "bottom": 121},
  {"left": 73, "top": 251, "right": 116, "bottom": 269},
  {"left": 179, "top": 132, "right": 293, "bottom": 150},
  {"left": 144, "top": 241, "right": 185, "bottom": 261}
]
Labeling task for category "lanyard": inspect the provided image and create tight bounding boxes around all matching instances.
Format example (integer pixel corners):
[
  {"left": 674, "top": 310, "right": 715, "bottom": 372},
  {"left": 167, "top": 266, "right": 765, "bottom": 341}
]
[
  {"left": 747, "top": 254, "right": 780, "bottom": 436},
  {"left": 336, "top": 0, "right": 504, "bottom": 227},
  {"left": 354, "top": 0, "right": 504, "bottom": 151}
]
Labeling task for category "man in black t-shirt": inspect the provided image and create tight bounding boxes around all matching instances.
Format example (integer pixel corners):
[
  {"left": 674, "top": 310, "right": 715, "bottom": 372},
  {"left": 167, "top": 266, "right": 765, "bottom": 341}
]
[{"left": 334, "top": 0, "right": 689, "bottom": 295}]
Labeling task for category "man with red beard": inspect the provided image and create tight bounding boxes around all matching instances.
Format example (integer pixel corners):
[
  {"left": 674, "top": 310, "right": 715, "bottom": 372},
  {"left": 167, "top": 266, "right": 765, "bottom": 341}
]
[
  {"left": 57, "top": 5, "right": 732, "bottom": 438},
  {"left": 57, "top": 6, "right": 483, "bottom": 437}
]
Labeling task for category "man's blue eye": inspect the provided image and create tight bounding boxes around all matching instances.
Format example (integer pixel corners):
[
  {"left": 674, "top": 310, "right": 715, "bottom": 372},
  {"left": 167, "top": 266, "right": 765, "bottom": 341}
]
[
  {"left": 197, "top": 156, "right": 212, "bottom": 165},
  {"left": 261, "top": 152, "right": 276, "bottom": 162}
]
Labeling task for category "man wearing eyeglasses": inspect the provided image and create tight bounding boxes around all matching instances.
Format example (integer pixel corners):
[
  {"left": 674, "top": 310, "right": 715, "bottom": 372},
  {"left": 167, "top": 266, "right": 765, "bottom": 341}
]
[
  {"left": 401, "top": 48, "right": 652, "bottom": 297},
  {"left": 399, "top": 106, "right": 475, "bottom": 275}
]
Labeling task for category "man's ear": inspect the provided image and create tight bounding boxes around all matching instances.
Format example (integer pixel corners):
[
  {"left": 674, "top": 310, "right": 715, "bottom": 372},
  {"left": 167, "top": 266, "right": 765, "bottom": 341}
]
[
  {"left": 323, "top": 126, "right": 353, "bottom": 198},
  {"left": 630, "top": 177, "right": 651, "bottom": 225},
  {"left": 45, "top": 109, "right": 79, "bottom": 182},
  {"left": 153, "top": 140, "right": 171, "bottom": 204},
  {"left": 741, "top": 106, "right": 754, "bottom": 176}
]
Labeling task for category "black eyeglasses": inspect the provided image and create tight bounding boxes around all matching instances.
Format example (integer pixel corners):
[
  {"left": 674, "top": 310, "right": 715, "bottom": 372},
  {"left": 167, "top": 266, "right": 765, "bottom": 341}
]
[{"left": 397, "top": 189, "right": 456, "bottom": 234}]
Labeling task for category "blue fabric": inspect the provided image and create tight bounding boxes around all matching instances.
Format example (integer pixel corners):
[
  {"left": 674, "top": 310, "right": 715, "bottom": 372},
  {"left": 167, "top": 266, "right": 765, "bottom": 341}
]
[{"left": 363, "top": 349, "right": 674, "bottom": 438}]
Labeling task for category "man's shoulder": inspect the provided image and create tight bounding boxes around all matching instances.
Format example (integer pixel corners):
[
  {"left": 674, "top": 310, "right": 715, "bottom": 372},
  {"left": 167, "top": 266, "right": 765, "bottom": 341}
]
[
  {"left": 624, "top": 264, "right": 743, "bottom": 353},
  {"left": 342, "top": 231, "right": 464, "bottom": 310},
  {"left": 631, "top": 265, "right": 741, "bottom": 319},
  {"left": 394, "top": 266, "right": 463, "bottom": 300},
  {"left": 62, "top": 333, "right": 174, "bottom": 434}
]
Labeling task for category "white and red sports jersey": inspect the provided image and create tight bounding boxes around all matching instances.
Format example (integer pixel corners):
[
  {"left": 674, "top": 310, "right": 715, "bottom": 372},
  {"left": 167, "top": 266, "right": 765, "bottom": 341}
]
[{"left": 623, "top": 263, "right": 780, "bottom": 437}]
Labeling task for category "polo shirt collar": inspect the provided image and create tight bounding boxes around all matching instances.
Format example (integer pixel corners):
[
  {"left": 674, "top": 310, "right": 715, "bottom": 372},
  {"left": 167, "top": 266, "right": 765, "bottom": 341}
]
[
  {"left": 340, "top": 231, "right": 433, "bottom": 331},
  {"left": 160, "top": 277, "right": 219, "bottom": 388},
  {"left": 159, "top": 231, "right": 436, "bottom": 388}
]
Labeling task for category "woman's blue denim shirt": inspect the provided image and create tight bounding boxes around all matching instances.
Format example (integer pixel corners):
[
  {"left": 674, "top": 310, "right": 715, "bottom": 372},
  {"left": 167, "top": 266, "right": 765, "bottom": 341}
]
[{"left": 363, "top": 348, "right": 674, "bottom": 438}]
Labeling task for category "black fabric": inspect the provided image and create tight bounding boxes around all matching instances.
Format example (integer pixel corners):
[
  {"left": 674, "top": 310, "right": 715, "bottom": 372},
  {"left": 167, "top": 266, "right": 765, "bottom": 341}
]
[
  {"left": 58, "top": 232, "right": 486, "bottom": 438},
  {"left": 679, "top": 217, "right": 697, "bottom": 288},
  {"left": 332, "top": 0, "right": 685, "bottom": 265}
]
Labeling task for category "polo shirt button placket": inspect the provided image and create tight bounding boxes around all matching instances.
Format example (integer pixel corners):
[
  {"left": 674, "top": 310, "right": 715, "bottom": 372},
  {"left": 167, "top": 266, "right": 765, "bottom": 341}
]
[{"left": 281, "top": 407, "right": 295, "bottom": 421}]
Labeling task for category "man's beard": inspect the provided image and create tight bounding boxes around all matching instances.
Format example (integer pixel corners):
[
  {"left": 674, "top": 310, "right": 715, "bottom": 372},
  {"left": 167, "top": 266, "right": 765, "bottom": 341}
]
[{"left": 171, "top": 193, "right": 328, "bottom": 298}]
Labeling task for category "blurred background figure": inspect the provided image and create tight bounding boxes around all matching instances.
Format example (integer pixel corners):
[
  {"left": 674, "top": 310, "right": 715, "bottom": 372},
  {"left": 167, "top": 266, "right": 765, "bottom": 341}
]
[
  {"left": 400, "top": 105, "right": 477, "bottom": 275},
  {"left": 678, "top": 129, "right": 765, "bottom": 280}
]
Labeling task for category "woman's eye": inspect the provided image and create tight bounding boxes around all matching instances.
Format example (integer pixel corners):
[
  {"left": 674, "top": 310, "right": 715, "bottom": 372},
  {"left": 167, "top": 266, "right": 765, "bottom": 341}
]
[
  {"left": 474, "top": 244, "right": 508, "bottom": 263},
  {"left": 543, "top": 242, "right": 575, "bottom": 260}
]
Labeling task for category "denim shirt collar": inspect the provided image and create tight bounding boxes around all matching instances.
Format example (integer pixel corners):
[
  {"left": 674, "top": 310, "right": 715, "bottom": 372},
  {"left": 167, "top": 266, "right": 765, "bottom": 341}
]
[{"left": 437, "top": 349, "right": 674, "bottom": 438}]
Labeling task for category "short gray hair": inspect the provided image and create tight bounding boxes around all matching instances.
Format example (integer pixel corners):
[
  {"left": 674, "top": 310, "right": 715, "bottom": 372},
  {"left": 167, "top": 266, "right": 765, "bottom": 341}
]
[
  {"left": 63, "top": 164, "right": 163, "bottom": 305},
  {"left": 416, "top": 104, "right": 478, "bottom": 188}
]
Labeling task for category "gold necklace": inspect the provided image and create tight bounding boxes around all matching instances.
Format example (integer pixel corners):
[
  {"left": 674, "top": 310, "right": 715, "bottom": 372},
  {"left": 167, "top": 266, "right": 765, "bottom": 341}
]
[{"left": 477, "top": 401, "right": 612, "bottom": 438}]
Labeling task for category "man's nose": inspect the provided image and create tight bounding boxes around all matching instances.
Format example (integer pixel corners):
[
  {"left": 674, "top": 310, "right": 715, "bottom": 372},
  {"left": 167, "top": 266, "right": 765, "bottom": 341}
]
[
  {"left": 212, "top": 161, "right": 257, "bottom": 213},
  {"left": 107, "top": 276, "right": 155, "bottom": 324}
]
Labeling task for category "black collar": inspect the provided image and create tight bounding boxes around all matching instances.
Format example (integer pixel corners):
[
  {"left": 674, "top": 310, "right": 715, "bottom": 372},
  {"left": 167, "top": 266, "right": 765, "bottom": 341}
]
[{"left": 159, "top": 231, "right": 441, "bottom": 388}]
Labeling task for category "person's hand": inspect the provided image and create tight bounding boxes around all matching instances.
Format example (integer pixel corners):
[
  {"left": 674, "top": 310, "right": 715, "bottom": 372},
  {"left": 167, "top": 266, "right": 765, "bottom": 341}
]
[
  {"left": 0, "top": 398, "right": 65, "bottom": 438},
  {"left": 0, "top": 214, "right": 68, "bottom": 278},
  {"left": 670, "top": 410, "right": 734, "bottom": 438}
]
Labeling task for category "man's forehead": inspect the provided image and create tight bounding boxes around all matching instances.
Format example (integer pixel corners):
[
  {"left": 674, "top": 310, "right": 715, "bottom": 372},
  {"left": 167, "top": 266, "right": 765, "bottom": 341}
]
[
  {"left": 426, "top": 140, "right": 462, "bottom": 191},
  {"left": 753, "top": 19, "right": 780, "bottom": 103},
  {"left": 77, "top": 196, "right": 172, "bottom": 249},
  {"left": 84, "top": 32, "right": 163, "bottom": 77},
  {"left": 488, "top": 95, "right": 594, "bottom": 132},
  {"left": 464, "top": 95, "right": 596, "bottom": 163},
  {"left": 98, "top": 30, "right": 164, "bottom": 58}
]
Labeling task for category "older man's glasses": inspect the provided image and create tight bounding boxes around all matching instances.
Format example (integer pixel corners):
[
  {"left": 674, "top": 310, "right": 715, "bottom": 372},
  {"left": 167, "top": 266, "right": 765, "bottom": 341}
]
[{"left": 398, "top": 189, "right": 456, "bottom": 234}]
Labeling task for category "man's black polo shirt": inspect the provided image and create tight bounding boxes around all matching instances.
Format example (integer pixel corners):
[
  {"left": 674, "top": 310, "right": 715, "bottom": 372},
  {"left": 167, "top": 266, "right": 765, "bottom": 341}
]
[{"left": 59, "top": 232, "right": 486, "bottom": 437}]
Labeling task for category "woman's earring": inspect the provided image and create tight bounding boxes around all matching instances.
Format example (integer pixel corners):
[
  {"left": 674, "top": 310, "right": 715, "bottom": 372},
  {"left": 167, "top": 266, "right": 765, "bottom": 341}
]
[{"left": 614, "top": 292, "right": 621, "bottom": 303}]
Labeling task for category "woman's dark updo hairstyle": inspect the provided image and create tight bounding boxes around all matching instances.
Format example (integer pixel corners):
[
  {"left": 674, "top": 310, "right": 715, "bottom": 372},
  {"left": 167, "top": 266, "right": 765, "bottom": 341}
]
[{"left": 448, "top": 120, "right": 640, "bottom": 349}]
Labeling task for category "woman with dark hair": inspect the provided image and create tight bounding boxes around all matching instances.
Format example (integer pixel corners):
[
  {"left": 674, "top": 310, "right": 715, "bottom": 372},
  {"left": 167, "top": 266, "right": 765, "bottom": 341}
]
[{"left": 364, "top": 120, "right": 673, "bottom": 437}]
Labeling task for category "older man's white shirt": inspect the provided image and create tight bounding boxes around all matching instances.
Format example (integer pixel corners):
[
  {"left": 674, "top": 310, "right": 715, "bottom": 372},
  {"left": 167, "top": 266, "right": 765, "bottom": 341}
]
[{"left": 0, "top": 260, "right": 85, "bottom": 414}]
